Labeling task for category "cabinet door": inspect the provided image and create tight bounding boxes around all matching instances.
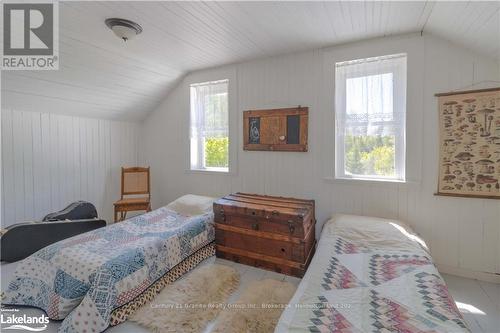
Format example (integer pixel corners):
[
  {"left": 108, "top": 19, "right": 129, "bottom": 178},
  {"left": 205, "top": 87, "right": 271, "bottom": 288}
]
[
  {"left": 243, "top": 107, "right": 308, "bottom": 152},
  {"left": 260, "top": 116, "right": 285, "bottom": 145}
]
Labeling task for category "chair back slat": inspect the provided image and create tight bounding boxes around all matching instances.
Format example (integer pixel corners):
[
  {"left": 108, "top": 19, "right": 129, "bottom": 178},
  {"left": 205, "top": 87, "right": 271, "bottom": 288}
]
[{"left": 121, "top": 167, "right": 150, "bottom": 197}]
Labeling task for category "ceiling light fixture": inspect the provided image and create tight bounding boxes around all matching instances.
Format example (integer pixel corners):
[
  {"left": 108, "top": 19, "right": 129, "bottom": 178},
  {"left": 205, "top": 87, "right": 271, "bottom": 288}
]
[{"left": 105, "top": 18, "right": 142, "bottom": 42}]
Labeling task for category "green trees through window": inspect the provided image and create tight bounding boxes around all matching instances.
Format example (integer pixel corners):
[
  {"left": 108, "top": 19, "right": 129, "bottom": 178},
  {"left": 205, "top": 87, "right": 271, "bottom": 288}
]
[
  {"left": 203, "top": 93, "right": 229, "bottom": 169},
  {"left": 204, "top": 137, "right": 229, "bottom": 168},
  {"left": 335, "top": 54, "right": 406, "bottom": 181},
  {"left": 190, "top": 79, "right": 229, "bottom": 171},
  {"left": 345, "top": 135, "right": 395, "bottom": 177}
]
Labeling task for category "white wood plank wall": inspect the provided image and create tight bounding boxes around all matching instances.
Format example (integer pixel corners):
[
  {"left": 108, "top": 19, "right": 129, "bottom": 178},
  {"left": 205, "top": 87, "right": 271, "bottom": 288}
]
[
  {"left": 141, "top": 34, "right": 500, "bottom": 278},
  {"left": 1, "top": 110, "right": 139, "bottom": 226},
  {"left": 2, "top": 2, "right": 497, "bottom": 120}
]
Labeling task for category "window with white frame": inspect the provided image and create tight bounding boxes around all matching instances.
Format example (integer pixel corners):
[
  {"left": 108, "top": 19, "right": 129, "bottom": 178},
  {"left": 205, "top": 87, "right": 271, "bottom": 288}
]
[
  {"left": 190, "top": 79, "right": 229, "bottom": 172},
  {"left": 335, "top": 54, "right": 407, "bottom": 181}
]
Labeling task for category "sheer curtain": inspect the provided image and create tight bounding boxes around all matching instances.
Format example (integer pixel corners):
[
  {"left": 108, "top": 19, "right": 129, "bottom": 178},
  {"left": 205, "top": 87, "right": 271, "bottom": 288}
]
[
  {"left": 190, "top": 80, "right": 229, "bottom": 139},
  {"left": 335, "top": 54, "right": 407, "bottom": 180},
  {"left": 189, "top": 79, "right": 229, "bottom": 170}
]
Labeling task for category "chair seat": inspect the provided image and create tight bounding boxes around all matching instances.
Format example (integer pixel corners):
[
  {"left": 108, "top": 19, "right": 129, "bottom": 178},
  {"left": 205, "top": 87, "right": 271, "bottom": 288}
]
[{"left": 114, "top": 197, "right": 150, "bottom": 206}]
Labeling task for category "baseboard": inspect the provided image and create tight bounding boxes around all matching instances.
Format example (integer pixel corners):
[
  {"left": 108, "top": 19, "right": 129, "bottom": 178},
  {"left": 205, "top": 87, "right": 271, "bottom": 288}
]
[{"left": 436, "top": 264, "right": 500, "bottom": 284}]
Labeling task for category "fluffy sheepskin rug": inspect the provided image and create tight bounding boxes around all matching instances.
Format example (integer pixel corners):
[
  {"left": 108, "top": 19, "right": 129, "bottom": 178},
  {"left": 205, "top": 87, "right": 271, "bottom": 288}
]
[
  {"left": 212, "top": 279, "right": 297, "bottom": 333},
  {"left": 130, "top": 264, "right": 239, "bottom": 333}
]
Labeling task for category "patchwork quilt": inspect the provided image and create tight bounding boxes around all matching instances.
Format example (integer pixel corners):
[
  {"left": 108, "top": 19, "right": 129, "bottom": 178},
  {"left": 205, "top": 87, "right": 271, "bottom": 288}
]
[
  {"left": 2, "top": 207, "right": 215, "bottom": 333},
  {"left": 276, "top": 214, "right": 469, "bottom": 333}
]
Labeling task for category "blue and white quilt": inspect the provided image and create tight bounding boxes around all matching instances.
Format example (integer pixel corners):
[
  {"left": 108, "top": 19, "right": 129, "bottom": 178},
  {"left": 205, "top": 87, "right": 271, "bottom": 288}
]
[{"left": 2, "top": 207, "right": 215, "bottom": 333}]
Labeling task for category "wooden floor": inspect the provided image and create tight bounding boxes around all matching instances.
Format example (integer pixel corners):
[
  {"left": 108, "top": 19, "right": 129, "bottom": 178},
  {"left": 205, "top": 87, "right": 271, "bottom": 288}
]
[
  {"left": 2, "top": 258, "right": 498, "bottom": 332},
  {"left": 441, "top": 273, "right": 500, "bottom": 333}
]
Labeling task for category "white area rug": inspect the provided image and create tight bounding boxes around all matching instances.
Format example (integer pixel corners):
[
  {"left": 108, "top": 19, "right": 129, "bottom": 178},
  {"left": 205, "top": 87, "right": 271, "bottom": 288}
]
[
  {"left": 130, "top": 264, "right": 239, "bottom": 333},
  {"left": 212, "top": 278, "right": 297, "bottom": 333}
]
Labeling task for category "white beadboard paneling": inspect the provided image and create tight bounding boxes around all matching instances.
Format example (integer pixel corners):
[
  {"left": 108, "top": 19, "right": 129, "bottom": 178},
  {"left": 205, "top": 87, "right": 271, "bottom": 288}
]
[
  {"left": 2, "top": 2, "right": 497, "bottom": 121},
  {"left": 1, "top": 110, "right": 140, "bottom": 226},
  {"left": 2, "top": 110, "right": 15, "bottom": 225},
  {"left": 40, "top": 113, "right": 52, "bottom": 213},
  {"left": 12, "top": 112, "right": 25, "bottom": 221},
  {"left": 425, "top": 1, "right": 500, "bottom": 60},
  {"left": 141, "top": 33, "right": 500, "bottom": 277}
]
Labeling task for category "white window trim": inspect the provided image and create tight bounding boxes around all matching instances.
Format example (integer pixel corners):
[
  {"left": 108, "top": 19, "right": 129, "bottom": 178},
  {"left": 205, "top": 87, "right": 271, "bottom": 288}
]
[
  {"left": 186, "top": 68, "right": 238, "bottom": 175},
  {"left": 334, "top": 54, "right": 407, "bottom": 182}
]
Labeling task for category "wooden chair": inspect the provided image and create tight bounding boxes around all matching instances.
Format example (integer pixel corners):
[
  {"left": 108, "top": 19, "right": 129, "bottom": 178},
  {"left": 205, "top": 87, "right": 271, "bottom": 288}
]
[{"left": 114, "top": 167, "right": 151, "bottom": 222}]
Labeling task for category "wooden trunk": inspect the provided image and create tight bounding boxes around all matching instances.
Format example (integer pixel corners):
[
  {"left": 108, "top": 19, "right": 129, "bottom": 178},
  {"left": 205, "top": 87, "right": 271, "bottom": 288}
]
[{"left": 214, "top": 193, "right": 316, "bottom": 277}]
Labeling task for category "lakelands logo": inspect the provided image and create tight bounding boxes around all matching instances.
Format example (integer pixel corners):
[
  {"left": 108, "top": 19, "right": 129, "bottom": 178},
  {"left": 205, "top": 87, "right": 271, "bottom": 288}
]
[
  {"left": 2, "top": 1, "right": 59, "bottom": 70},
  {"left": 0, "top": 308, "right": 49, "bottom": 331}
]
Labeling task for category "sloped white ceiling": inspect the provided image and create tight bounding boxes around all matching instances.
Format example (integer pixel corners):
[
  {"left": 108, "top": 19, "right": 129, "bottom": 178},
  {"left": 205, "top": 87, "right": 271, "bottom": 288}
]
[{"left": 2, "top": 1, "right": 499, "bottom": 120}]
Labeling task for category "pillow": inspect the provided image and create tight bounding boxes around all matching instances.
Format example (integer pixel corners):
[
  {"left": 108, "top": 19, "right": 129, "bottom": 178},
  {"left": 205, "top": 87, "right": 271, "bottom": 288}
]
[
  {"left": 322, "top": 214, "right": 428, "bottom": 252},
  {"left": 166, "top": 194, "right": 217, "bottom": 216}
]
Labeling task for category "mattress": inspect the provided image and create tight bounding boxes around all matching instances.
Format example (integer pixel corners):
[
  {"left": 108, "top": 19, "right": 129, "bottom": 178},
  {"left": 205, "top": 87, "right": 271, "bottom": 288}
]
[
  {"left": 276, "top": 214, "right": 469, "bottom": 333},
  {"left": 2, "top": 206, "right": 215, "bottom": 333}
]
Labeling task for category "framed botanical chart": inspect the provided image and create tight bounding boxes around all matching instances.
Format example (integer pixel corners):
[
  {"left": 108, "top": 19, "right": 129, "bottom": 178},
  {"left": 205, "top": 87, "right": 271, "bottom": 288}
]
[{"left": 436, "top": 87, "right": 500, "bottom": 199}]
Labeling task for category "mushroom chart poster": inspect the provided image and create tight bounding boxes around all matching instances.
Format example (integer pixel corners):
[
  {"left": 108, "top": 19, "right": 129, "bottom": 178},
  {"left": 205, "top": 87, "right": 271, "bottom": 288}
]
[{"left": 437, "top": 88, "right": 500, "bottom": 199}]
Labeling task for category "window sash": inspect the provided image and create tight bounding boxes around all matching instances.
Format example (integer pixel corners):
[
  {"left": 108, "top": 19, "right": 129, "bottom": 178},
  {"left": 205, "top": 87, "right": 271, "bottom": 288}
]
[
  {"left": 190, "top": 79, "right": 229, "bottom": 171},
  {"left": 335, "top": 54, "right": 407, "bottom": 181}
]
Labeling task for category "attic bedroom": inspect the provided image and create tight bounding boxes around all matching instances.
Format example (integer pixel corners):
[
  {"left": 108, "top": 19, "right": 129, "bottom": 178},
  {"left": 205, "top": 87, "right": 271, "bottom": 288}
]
[{"left": 0, "top": 1, "right": 499, "bottom": 333}]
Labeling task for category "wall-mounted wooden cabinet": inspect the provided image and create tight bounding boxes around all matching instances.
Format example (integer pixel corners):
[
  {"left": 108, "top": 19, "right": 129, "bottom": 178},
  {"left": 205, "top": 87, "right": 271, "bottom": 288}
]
[{"left": 243, "top": 106, "right": 308, "bottom": 152}]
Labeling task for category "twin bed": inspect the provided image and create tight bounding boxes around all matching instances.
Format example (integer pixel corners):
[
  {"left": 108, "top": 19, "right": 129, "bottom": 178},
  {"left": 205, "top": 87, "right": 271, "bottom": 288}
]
[
  {"left": 2, "top": 197, "right": 468, "bottom": 333},
  {"left": 2, "top": 195, "right": 217, "bottom": 333},
  {"left": 276, "top": 214, "right": 468, "bottom": 332}
]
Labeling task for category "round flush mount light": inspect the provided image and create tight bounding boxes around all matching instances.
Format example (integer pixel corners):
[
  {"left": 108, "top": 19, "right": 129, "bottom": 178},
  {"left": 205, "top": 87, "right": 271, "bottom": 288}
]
[{"left": 105, "top": 18, "right": 142, "bottom": 42}]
